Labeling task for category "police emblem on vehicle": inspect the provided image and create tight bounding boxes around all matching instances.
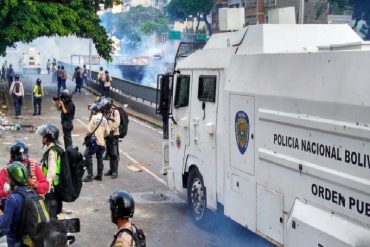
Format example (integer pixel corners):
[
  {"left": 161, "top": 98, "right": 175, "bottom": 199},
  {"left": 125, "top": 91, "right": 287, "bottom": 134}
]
[{"left": 235, "top": 111, "right": 249, "bottom": 155}]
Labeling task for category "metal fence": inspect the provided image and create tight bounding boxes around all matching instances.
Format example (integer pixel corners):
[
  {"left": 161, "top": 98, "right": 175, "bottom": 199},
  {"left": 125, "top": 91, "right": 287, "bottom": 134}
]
[
  {"left": 58, "top": 61, "right": 161, "bottom": 121},
  {"left": 59, "top": 62, "right": 157, "bottom": 105}
]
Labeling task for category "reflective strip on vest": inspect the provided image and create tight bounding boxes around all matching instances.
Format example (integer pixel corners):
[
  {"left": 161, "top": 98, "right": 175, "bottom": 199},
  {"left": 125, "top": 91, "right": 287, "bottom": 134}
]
[{"left": 42, "top": 148, "right": 61, "bottom": 186}]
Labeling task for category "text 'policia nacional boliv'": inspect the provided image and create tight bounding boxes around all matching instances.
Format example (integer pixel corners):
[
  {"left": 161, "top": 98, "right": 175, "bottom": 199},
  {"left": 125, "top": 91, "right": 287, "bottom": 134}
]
[{"left": 273, "top": 134, "right": 370, "bottom": 168}]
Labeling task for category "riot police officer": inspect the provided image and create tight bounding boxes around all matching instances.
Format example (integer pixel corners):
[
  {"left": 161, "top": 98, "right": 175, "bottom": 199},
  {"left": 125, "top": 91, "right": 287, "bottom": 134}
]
[
  {"left": 109, "top": 191, "right": 135, "bottom": 247},
  {"left": 102, "top": 98, "right": 120, "bottom": 179},
  {"left": 36, "top": 124, "right": 64, "bottom": 219},
  {"left": 83, "top": 102, "right": 110, "bottom": 182}
]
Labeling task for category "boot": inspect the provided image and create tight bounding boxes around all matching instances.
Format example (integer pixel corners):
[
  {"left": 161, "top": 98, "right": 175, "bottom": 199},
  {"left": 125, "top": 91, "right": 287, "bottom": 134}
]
[
  {"left": 83, "top": 175, "right": 93, "bottom": 182},
  {"left": 104, "top": 170, "right": 112, "bottom": 176},
  {"left": 84, "top": 160, "right": 93, "bottom": 182},
  {"left": 105, "top": 155, "right": 113, "bottom": 176},
  {"left": 95, "top": 158, "right": 104, "bottom": 181},
  {"left": 111, "top": 159, "right": 118, "bottom": 179},
  {"left": 94, "top": 175, "right": 102, "bottom": 181}
]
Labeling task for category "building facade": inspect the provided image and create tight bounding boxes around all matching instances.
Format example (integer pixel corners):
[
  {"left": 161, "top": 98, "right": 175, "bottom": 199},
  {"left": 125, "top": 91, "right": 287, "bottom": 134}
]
[{"left": 213, "top": 0, "right": 325, "bottom": 29}]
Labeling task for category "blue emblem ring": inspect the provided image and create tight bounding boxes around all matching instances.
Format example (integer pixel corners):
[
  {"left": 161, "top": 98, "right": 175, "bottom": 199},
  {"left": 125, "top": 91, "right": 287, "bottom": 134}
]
[{"left": 235, "top": 111, "right": 250, "bottom": 155}]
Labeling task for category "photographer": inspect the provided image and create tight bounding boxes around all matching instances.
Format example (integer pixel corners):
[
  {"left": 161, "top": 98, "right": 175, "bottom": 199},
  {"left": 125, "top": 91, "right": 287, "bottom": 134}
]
[{"left": 54, "top": 89, "right": 75, "bottom": 149}]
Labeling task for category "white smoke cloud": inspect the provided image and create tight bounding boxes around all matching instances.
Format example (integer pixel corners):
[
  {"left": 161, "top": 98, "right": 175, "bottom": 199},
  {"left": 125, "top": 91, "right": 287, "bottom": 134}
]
[{"left": 1, "top": 36, "right": 98, "bottom": 73}]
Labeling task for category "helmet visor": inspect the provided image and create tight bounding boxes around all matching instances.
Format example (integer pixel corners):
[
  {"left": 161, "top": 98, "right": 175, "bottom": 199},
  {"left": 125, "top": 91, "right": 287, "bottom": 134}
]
[{"left": 35, "top": 125, "right": 48, "bottom": 137}]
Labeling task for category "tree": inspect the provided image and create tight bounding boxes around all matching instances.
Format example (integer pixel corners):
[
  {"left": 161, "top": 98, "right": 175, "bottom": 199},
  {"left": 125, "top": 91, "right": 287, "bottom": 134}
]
[
  {"left": 0, "top": 0, "right": 117, "bottom": 61},
  {"left": 100, "top": 6, "right": 168, "bottom": 48},
  {"left": 166, "top": 0, "right": 213, "bottom": 35},
  {"left": 315, "top": 0, "right": 370, "bottom": 39}
]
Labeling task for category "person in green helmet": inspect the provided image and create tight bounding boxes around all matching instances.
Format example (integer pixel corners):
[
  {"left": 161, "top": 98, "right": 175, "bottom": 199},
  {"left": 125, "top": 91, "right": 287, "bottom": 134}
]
[{"left": 0, "top": 162, "right": 29, "bottom": 246}]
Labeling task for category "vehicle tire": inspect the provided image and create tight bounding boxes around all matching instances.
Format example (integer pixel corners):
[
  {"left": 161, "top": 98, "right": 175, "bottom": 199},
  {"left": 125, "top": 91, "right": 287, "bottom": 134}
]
[{"left": 187, "top": 167, "right": 214, "bottom": 227}]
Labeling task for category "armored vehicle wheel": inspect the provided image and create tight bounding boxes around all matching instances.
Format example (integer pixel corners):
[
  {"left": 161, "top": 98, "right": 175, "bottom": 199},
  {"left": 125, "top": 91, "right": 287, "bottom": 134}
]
[{"left": 187, "top": 168, "right": 214, "bottom": 227}]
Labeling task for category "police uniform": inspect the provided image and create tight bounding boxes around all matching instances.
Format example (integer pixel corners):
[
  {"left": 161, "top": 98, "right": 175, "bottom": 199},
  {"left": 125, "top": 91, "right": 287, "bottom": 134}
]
[
  {"left": 111, "top": 222, "right": 135, "bottom": 247},
  {"left": 42, "top": 143, "right": 63, "bottom": 219},
  {"left": 106, "top": 108, "right": 120, "bottom": 177},
  {"left": 84, "top": 112, "right": 110, "bottom": 179},
  {"left": 33, "top": 83, "right": 44, "bottom": 115}
]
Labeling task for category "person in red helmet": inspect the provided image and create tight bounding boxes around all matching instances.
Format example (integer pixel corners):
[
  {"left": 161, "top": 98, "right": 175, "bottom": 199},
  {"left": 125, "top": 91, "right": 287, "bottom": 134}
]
[{"left": 0, "top": 141, "right": 49, "bottom": 199}]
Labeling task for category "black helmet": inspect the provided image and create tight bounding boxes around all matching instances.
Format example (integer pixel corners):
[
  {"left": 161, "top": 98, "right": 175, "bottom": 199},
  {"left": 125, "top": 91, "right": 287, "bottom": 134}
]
[
  {"left": 15, "top": 74, "right": 20, "bottom": 81},
  {"left": 60, "top": 89, "right": 71, "bottom": 100},
  {"left": 61, "top": 65, "right": 65, "bottom": 70},
  {"left": 100, "top": 66, "right": 103, "bottom": 71},
  {"left": 10, "top": 141, "right": 29, "bottom": 161},
  {"left": 36, "top": 78, "right": 41, "bottom": 84},
  {"left": 109, "top": 191, "right": 135, "bottom": 219},
  {"left": 100, "top": 97, "right": 113, "bottom": 112},
  {"left": 36, "top": 124, "right": 60, "bottom": 144},
  {"left": 90, "top": 102, "right": 103, "bottom": 114},
  {"left": 105, "top": 70, "right": 109, "bottom": 74}
]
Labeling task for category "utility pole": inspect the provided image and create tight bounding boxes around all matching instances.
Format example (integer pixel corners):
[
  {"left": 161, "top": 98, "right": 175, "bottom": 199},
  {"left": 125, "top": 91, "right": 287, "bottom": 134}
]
[
  {"left": 299, "top": 0, "right": 305, "bottom": 24},
  {"left": 89, "top": 39, "right": 92, "bottom": 80}
]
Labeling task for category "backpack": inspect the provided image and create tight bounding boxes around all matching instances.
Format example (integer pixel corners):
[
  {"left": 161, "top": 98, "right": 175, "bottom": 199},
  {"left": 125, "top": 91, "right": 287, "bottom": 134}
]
[
  {"left": 116, "top": 107, "right": 129, "bottom": 138},
  {"left": 77, "top": 70, "right": 82, "bottom": 79},
  {"left": 111, "top": 224, "right": 146, "bottom": 247},
  {"left": 14, "top": 82, "right": 20, "bottom": 93},
  {"left": 46, "top": 146, "right": 86, "bottom": 202},
  {"left": 16, "top": 189, "right": 50, "bottom": 246}
]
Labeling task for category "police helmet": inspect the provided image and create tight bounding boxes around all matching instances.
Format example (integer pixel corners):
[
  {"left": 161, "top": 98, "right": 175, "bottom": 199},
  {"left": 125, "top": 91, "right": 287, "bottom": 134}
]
[
  {"left": 7, "top": 161, "right": 29, "bottom": 186},
  {"left": 61, "top": 65, "right": 65, "bottom": 70},
  {"left": 105, "top": 70, "right": 109, "bottom": 74},
  {"left": 90, "top": 102, "right": 103, "bottom": 114},
  {"left": 36, "top": 78, "right": 41, "bottom": 84},
  {"left": 109, "top": 191, "right": 135, "bottom": 219},
  {"left": 36, "top": 124, "right": 60, "bottom": 144},
  {"left": 100, "top": 97, "right": 113, "bottom": 112},
  {"left": 15, "top": 74, "right": 20, "bottom": 81},
  {"left": 10, "top": 141, "right": 30, "bottom": 161},
  {"left": 60, "top": 89, "right": 71, "bottom": 100},
  {"left": 100, "top": 66, "right": 103, "bottom": 71}
]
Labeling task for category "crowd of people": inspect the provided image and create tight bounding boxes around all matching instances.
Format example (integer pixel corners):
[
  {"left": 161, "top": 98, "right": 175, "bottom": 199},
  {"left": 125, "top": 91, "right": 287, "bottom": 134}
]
[{"left": 0, "top": 60, "right": 140, "bottom": 247}]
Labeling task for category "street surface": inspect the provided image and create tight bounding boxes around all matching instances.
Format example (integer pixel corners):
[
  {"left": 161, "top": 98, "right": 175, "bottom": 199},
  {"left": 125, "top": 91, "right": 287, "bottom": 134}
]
[{"left": 0, "top": 73, "right": 274, "bottom": 247}]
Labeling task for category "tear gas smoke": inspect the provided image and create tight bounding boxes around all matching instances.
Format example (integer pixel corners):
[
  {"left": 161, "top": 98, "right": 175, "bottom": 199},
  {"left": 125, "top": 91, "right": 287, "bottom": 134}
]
[{"left": 1, "top": 36, "right": 97, "bottom": 73}]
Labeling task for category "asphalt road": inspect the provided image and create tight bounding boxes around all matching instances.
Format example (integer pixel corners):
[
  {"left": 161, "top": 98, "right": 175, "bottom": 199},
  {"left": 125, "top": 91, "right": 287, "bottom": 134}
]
[{"left": 0, "top": 73, "right": 274, "bottom": 247}]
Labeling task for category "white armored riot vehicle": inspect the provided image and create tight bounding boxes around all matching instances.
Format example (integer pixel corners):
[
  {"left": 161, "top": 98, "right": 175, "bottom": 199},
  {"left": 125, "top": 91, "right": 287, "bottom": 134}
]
[
  {"left": 21, "top": 48, "right": 41, "bottom": 74},
  {"left": 162, "top": 24, "right": 370, "bottom": 246}
]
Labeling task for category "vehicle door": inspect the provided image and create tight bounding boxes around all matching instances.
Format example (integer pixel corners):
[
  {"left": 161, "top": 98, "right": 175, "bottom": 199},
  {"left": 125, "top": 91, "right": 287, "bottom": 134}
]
[
  {"left": 189, "top": 70, "right": 219, "bottom": 210},
  {"left": 169, "top": 72, "right": 192, "bottom": 190}
]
